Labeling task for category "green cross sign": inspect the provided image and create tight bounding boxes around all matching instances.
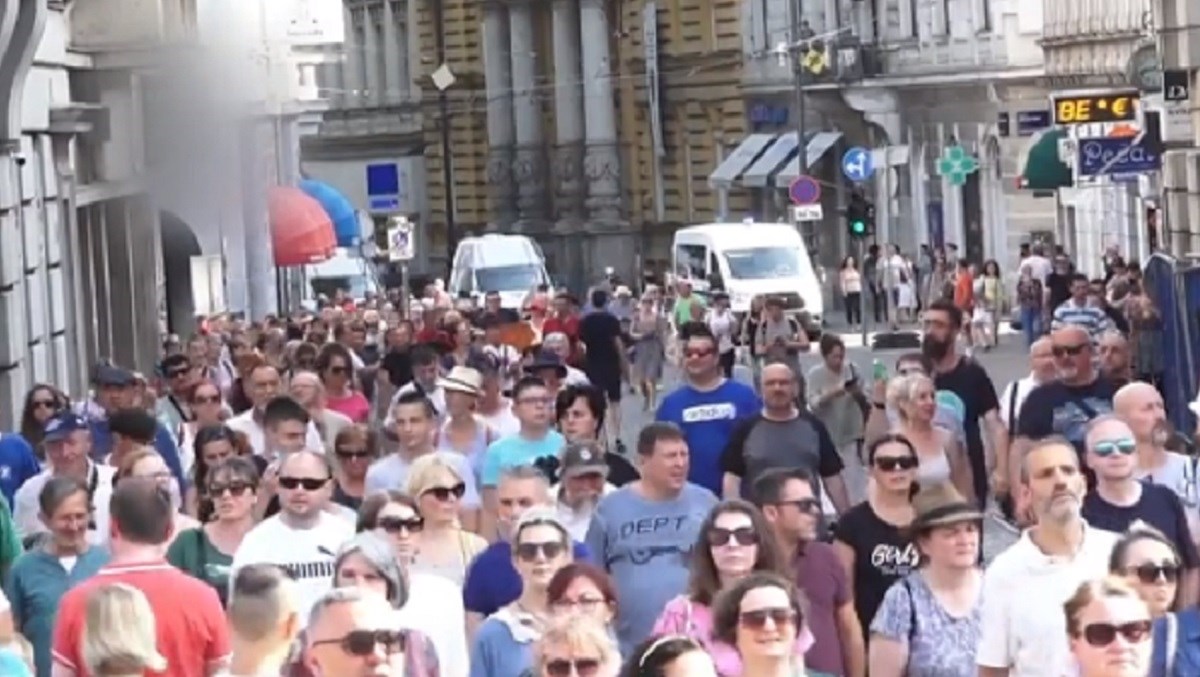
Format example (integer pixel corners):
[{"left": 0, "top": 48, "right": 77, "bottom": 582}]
[{"left": 937, "top": 145, "right": 979, "bottom": 187}]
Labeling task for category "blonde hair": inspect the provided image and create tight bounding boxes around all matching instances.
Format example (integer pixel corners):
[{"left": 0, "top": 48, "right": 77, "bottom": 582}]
[
  {"left": 81, "top": 583, "right": 168, "bottom": 675},
  {"left": 405, "top": 453, "right": 466, "bottom": 497},
  {"left": 534, "top": 617, "right": 620, "bottom": 670},
  {"left": 1063, "top": 576, "right": 1147, "bottom": 637},
  {"left": 886, "top": 373, "right": 935, "bottom": 419}
]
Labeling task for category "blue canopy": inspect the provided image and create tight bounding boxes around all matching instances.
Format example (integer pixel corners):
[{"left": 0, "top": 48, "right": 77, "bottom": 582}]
[{"left": 299, "top": 179, "right": 360, "bottom": 247}]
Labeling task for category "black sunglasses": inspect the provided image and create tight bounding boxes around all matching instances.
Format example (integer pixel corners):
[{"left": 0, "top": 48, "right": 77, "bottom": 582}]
[
  {"left": 875, "top": 456, "right": 919, "bottom": 472},
  {"left": 423, "top": 483, "right": 466, "bottom": 501},
  {"left": 278, "top": 476, "right": 330, "bottom": 491},
  {"left": 31, "top": 399, "right": 58, "bottom": 410},
  {"left": 311, "top": 629, "right": 407, "bottom": 656},
  {"left": 779, "top": 498, "right": 822, "bottom": 514},
  {"left": 378, "top": 516, "right": 424, "bottom": 534},
  {"left": 739, "top": 607, "right": 797, "bottom": 629},
  {"left": 208, "top": 480, "right": 254, "bottom": 498},
  {"left": 1052, "top": 343, "right": 1089, "bottom": 358},
  {"left": 336, "top": 448, "right": 372, "bottom": 460},
  {"left": 706, "top": 526, "right": 758, "bottom": 547},
  {"left": 516, "top": 540, "right": 566, "bottom": 562},
  {"left": 1081, "top": 620, "right": 1152, "bottom": 647},
  {"left": 329, "top": 365, "right": 349, "bottom": 375},
  {"left": 1129, "top": 562, "right": 1181, "bottom": 585},
  {"left": 545, "top": 658, "right": 602, "bottom": 677}
]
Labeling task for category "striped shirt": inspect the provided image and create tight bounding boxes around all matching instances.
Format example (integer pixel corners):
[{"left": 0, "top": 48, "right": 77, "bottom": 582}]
[{"left": 1050, "top": 300, "right": 1113, "bottom": 344}]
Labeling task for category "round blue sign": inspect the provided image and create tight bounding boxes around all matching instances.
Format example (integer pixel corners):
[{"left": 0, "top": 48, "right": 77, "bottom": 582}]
[{"left": 789, "top": 175, "right": 821, "bottom": 205}]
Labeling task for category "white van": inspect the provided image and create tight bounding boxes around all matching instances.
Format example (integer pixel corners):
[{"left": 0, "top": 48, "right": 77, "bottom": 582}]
[
  {"left": 450, "top": 234, "right": 551, "bottom": 309},
  {"left": 672, "top": 222, "right": 824, "bottom": 334},
  {"left": 303, "top": 250, "right": 379, "bottom": 307}
]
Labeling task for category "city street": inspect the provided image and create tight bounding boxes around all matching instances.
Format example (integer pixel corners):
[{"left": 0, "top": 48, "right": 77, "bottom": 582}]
[{"left": 612, "top": 326, "right": 1031, "bottom": 563}]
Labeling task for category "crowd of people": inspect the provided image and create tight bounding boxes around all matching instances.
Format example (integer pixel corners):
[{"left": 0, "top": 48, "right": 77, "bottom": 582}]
[{"left": 0, "top": 244, "right": 1188, "bottom": 677}]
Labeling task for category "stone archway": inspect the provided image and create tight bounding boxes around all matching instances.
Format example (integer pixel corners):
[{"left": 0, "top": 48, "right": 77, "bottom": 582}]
[{"left": 160, "top": 210, "right": 202, "bottom": 335}]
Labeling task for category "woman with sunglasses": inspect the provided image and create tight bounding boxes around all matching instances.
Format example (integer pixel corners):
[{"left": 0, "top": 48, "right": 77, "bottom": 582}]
[
  {"left": 316, "top": 343, "right": 370, "bottom": 424},
  {"left": 330, "top": 533, "right": 441, "bottom": 676},
  {"left": 185, "top": 425, "right": 250, "bottom": 520},
  {"left": 1065, "top": 577, "right": 1153, "bottom": 677},
  {"left": 471, "top": 509, "right": 575, "bottom": 677},
  {"left": 533, "top": 617, "right": 621, "bottom": 677},
  {"left": 1110, "top": 523, "right": 1181, "bottom": 619},
  {"left": 652, "top": 500, "right": 809, "bottom": 676},
  {"left": 832, "top": 434, "right": 920, "bottom": 642},
  {"left": 868, "top": 482, "right": 984, "bottom": 677},
  {"left": 622, "top": 635, "right": 718, "bottom": 677},
  {"left": 711, "top": 571, "right": 835, "bottom": 677},
  {"left": 330, "top": 425, "right": 377, "bottom": 511},
  {"left": 357, "top": 491, "right": 469, "bottom": 677},
  {"left": 18, "top": 384, "right": 68, "bottom": 461},
  {"left": 167, "top": 457, "right": 259, "bottom": 606},
  {"left": 407, "top": 454, "right": 486, "bottom": 586},
  {"left": 176, "top": 380, "right": 228, "bottom": 478}
]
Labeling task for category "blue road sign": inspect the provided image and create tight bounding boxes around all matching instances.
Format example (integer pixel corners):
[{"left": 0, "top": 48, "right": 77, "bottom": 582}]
[
  {"left": 366, "top": 162, "right": 403, "bottom": 213},
  {"left": 1077, "top": 136, "right": 1161, "bottom": 177},
  {"left": 842, "top": 147, "right": 874, "bottom": 182},
  {"left": 788, "top": 175, "right": 821, "bottom": 205}
]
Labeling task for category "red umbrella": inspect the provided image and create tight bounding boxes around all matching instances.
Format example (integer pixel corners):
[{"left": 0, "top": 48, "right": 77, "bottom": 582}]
[{"left": 269, "top": 186, "right": 336, "bottom": 266}]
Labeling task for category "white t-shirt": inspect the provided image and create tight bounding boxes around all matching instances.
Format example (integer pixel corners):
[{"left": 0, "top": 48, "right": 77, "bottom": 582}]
[
  {"left": 1022, "top": 255, "right": 1053, "bottom": 284},
  {"left": 480, "top": 402, "right": 521, "bottom": 439},
  {"left": 552, "top": 482, "right": 616, "bottom": 541},
  {"left": 225, "top": 410, "right": 325, "bottom": 457},
  {"left": 396, "top": 571, "right": 468, "bottom": 677},
  {"left": 230, "top": 511, "right": 355, "bottom": 622},
  {"left": 977, "top": 523, "right": 1119, "bottom": 677},
  {"left": 13, "top": 463, "right": 116, "bottom": 546},
  {"left": 998, "top": 375, "right": 1043, "bottom": 433}
]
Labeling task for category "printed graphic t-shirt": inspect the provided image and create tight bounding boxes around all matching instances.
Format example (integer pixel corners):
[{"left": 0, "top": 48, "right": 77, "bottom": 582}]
[
  {"left": 656, "top": 381, "right": 760, "bottom": 495},
  {"left": 1016, "top": 377, "right": 1118, "bottom": 462},
  {"left": 833, "top": 502, "right": 920, "bottom": 640}
]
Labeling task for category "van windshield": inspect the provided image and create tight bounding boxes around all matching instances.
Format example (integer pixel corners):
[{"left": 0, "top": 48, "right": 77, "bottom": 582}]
[
  {"left": 476, "top": 264, "right": 544, "bottom": 293},
  {"left": 311, "top": 276, "right": 371, "bottom": 300},
  {"left": 722, "top": 247, "right": 802, "bottom": 280}
]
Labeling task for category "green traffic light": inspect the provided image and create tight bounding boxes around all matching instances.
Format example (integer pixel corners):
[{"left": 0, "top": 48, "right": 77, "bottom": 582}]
[{"left": 851, "top": 220, "right": 866, "bottom": 234}]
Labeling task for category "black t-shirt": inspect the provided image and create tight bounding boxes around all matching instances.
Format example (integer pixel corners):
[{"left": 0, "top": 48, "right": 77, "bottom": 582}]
[
  {"left": 833, "top": 502, "right": 919, "bottom": 640},
  {"left": 604, "top": 452, "right": 640, "bottom": 487},
  {"left": 381, "top": 349, "right": 414, "bottom": 389},
  {"left": 1047, "top": 272, "right": 1072, "bottom": 310},
  {"left": 1083, "top": 483, "right": 1200, "bottom": 568},
  {"left": 579, "top": 312, "right": 622, "bottom": 371},
  {"left": 1016, "top": 378, "right": 1118, "bottom": 462},
  {"left": 934, "top": 357, "right": 999, "bottom": 494},
  {"left": 720, "top": 412, "right": 843, "bottom": 501}
]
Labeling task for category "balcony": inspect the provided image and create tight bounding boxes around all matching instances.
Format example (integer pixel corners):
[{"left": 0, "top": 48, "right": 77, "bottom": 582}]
[
  {"left": 67, "top": 0, "right": 197, "bottom": 53},
  {"left": 1040, "top": 0, "right": 1149, "bottom": 81}
]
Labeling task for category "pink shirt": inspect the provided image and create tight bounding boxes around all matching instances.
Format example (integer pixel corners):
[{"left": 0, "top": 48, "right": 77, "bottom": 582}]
[
  {"left": 326, "top": 391, "right": 371, "bottom": 423},
  {"left": 652, "top": 594, "right": 815, "bottom": 676}
]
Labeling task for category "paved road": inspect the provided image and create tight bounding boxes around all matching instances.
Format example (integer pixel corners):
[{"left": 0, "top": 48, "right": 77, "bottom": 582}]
[{"left": 612, "top": 326, "right": 1031, "bottom": 563}]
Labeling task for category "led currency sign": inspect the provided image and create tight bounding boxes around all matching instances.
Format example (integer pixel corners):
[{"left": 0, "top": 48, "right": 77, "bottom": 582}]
[{"left": 1052, "top": 92, "right": 1140, "bottom": 125}]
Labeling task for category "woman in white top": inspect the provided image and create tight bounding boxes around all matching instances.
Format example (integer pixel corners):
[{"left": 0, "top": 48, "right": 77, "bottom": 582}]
[
  {"left": 839, "top": 256, "right": 863, "bottom": 329},
  {"left": 887, "top": 373, "right": 974, "bottom": 502},
  {"left": 706, "top": 292, "right": 737, "bottom": 378}
]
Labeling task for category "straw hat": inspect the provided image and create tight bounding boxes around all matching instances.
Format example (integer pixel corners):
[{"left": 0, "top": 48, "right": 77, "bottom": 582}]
[
  {"left": 911, "top": 482, "right": 983, "bottom": 531},
  {"left": 438, "top": 366, "right": 482, "bottom": 396}
]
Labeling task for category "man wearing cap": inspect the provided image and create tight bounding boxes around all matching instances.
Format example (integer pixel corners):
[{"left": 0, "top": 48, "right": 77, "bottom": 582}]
[
  {"left": 525, "top": 349, "right": 572, "bottom": 397},
  {"left": 154, "top": 354, "right": 197, "bottom": 437},
  {"left": 84, "top": 364, "right": 187, "bottom": 491},
  {"left": 13, "top": 412, "right": 116, "bottom": 545},
  {"left": 552, "top": 442, "right": 615, "bottom": 541}
]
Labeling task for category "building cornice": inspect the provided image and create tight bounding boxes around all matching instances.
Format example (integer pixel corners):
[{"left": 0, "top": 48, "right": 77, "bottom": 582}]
[{"left": 301, "top": 132, "right": 425, "bottom": 161}]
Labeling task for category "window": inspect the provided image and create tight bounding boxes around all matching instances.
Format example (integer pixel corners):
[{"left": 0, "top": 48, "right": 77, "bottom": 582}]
[
  {"left": 675, "top": 244, "right": 707, "bottom": 281},
  {"left": 722, "top": 247, "right": 802, "bottom": 280}
]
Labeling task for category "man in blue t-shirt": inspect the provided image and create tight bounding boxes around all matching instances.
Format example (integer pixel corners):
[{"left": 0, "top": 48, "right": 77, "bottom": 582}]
[
  {"left": 0, "top": 434, "right": 41, "bottom": 506},
  {"left": 656, "top": 326, "right": 760, "bottom": 495}
]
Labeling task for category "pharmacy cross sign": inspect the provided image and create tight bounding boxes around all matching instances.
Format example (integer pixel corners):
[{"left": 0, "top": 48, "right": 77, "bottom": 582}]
[{"left": 937, "top": 145, "right": 979, "bottom": 187}]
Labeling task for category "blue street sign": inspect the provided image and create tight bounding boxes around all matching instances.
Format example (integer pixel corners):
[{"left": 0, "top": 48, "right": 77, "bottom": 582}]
[
  {"left": 788, "top": 175, "right": 821, "bottom": 205},
  {"left": 366, "top": 162, "right": 403, "bottom": 212},
  {"left": 1077, "top": 136, "right": 1161, "bottom": 177},
  {"left": 841, "top": 147, "right": 874, "bottom": 182}
]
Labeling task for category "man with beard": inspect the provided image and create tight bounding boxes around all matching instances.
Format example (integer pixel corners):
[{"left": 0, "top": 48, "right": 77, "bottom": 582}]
[
  {"left": 551, "top": 442, "right": 614, "bottom": 540},
  {"left": 976, "top": 438, "right": 1118, "bottom": 677},
  {"left": 921, "top": 300, "right": 1005, "bottom": 508},
  {"left": 1121, "top": 382, "right": 1200, "bottom": 546}
]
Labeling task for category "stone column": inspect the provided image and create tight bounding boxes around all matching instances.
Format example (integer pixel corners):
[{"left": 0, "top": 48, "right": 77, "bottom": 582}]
[
  {"left": 579, "top": 0, "right": 622, "bottom": 224},
  {"left": 363, "top": 5, "right": 382, "bottom": 106},
  {"left": 342, "top": 4, "right": 364, "bottom": 107},
  {"left": 482, "top": 0, "right": 517, "bottom": 227},
  {"left": 509, "top": 0, "right": 548, "bottom": 225},
  {"left": 551, "top": 0, "right": 585, "bottom": 227},
  {"left": 382, "top": 0, "right": 403, "bottom": 104}
]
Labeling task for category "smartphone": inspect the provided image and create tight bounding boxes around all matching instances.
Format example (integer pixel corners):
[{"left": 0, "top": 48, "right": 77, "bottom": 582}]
[{"left": 873, "top": 359, "right": 888, "bottom": 381}]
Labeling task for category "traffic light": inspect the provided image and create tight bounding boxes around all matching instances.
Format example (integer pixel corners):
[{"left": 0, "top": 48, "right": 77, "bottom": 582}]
[{"left": 846, "top": 194, "right": 875, "bottom": 239}]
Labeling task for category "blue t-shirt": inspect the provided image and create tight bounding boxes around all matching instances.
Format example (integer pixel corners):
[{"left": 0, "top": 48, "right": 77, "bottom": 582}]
[
  {"left": 463, "top": 540, "right": 591, "bottom": 617},
  {"left": 0, "top": 435, "right": 41, "bottom": 506},
  {"left": 656, "top": 380, "right": 760, "bottom": 494},
  {"left": 480, "top": 430, "right": 566, "bottom": 488}
]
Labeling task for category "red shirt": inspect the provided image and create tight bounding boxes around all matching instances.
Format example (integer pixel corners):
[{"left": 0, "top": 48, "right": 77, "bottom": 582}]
[
  {"left": 53, "top": 561, "right": 229, "bottom": 677},
  {"left": 542, "top": 314, "right": 580, "bottom": 343}
]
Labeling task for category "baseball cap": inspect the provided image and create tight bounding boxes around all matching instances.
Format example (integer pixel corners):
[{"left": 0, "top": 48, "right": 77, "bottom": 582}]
[
  {"left": 559, "top": 442, "right": 609, "bottom": 479},
  {"left": 43, "top": 412, "right": 88, "bottom": 442},
  {"left": 94, "top": 364, "right": 135, "bottom": 387}
]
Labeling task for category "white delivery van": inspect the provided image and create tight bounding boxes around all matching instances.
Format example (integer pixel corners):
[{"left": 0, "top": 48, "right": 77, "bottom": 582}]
[
  {"left": 672, "top": 222, "right": 824, "bottom": 334},
  {"left": 449, "top": 234, "right": 551, "bottom": 309},
  {"left": 303, "top": 249, "right": 379, "bottom": 308}
]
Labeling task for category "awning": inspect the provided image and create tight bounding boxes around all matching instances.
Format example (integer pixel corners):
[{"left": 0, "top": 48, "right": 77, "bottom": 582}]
[
  {"left": 1020, "top": 128, "right": 1072, "bottom": 190},
  {"left": 269, "top": 186, "right": 337, "bottom": 267},
  {"left": 708, "top": 133, "right": 775, "bottom": 187},
  {"left": 743, "top": 132, "right": 799, "bottom": 187},
  {"left": 774, "top": 131, "right": 844, "bottom": 187},
  {"left": 299, "top": 178, "right": 361, "bottom": 247}
]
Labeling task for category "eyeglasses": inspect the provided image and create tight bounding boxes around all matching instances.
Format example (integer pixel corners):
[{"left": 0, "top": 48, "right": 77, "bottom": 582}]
[
  {"left": 336, "top": 448, "right": 372, "bottom": 460},
  {"left": 706, "top": 526, "right": 758, "bottom": 547},
  {"left": 1052, "top": 343, "right": 1089, "bottom": 358},
  {"left": 779, "top": 498, "right": 822, "bottom": 514},
  {"left": 545, "top": 658, "right": 602, "bottom": 677},
  {"left": 167, "top": 369, "right": 189, "bottom": 379},
  {"left": 31, "top": 399, "right": 57, "bottom": 410},
  {"left": 423, "top": 483, "right": 466, "bottom": 501},
  {"left": 875, "top": 456, "right": 919, "bottom": 472},
  {"left": 739, "top": 607, "right": 798, "bottom": 629},
  {"left": 278, "top": 476, "right": 330, "bottom": 491},
  {"left": 329, "top": 365, "right": 349, "bottom": 375},
  {"left": 1128, "top": 561, "right": 1181, "bottom": 584},
  {"left": 551, "top": 597, "right": 608, "bottom": 613},
  {"left": 378, "top": 516, "right": 424, "bottom": 534},
  {"left": 1080, "top": 620, "right": 1152, "bottom": 647},
  {"left": 208, "top": 480, "right": 254, "bottom": 497},
  {"left": 193, "top": 395, "right": 221, "bottom": 405},
  {"left": 516, "top": 540, "right": 567, "bottom": 562},
  {"left": 310, "top": 629, "right": 408, "bottom": 656},
  {"left": 684, "top": 348, "right": 715, "bottom": 358},
  {"left": 1092, "top": 438, "right": 1136, "bottom": 457}
]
